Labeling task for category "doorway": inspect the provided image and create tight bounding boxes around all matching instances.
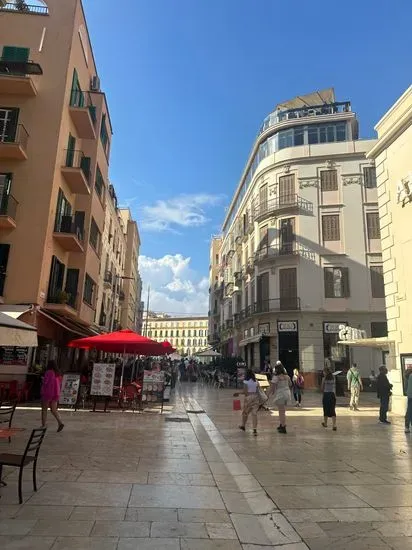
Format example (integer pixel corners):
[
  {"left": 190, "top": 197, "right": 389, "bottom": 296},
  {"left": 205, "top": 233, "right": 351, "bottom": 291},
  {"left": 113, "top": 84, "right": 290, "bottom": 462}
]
[
  {"left": 259, "top": 336, "right": 270, "bottom": 371},
  {"left": 278, "top": 329, "right": 299, "bottom": 378}
]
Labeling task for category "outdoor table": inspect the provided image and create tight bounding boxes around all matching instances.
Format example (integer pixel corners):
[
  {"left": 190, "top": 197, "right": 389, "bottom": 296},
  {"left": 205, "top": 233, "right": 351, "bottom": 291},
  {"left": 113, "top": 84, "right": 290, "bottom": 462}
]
[{"left": 0, "top": 428, "right": 25, "bottom": 487}]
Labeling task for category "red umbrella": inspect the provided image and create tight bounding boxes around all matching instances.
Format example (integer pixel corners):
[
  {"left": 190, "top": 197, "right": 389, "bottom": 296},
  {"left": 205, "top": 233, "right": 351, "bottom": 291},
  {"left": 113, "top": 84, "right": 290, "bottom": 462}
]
[
  {"left": 160, "top": 341, "right": 176, "bottom": 354},
  {"left": 68, "top": 329, "right": 166, "bottom": 355}
]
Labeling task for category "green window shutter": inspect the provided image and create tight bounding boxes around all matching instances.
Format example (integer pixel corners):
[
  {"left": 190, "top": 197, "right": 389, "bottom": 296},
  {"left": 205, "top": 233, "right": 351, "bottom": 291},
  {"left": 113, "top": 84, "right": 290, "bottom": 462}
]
[
  {"left": 342, "top": 267, "right": 350, "bottom": 297},
  {"left": 88, "top": 105, "right": 96, "bottom": 123},
  {"left": 70, "top": 69, "right": 84, "bottom": 107},
  {"left": 80, "top": 156, "right": 91, "bottom": 181},
  {"left": 324, "top": 268, "right": 334, "bottom": 298},
  {"left": 2, "top": 46, "right": 30, "bottom": 62},
  {"left": 66, "top": 135, "right": 76, "bottom": 166}
]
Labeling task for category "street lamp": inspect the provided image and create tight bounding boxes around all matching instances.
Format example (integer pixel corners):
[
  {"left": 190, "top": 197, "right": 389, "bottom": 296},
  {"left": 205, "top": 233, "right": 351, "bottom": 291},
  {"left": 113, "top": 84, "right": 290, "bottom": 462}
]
[{"left": 109, "top": 274, "right": 134, "bottom": 332}]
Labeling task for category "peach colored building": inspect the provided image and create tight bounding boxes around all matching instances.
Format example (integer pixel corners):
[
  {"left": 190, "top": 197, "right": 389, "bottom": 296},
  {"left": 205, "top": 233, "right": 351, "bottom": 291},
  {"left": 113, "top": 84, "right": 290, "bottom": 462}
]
[{"left": 0, "top": 0, "right": 141, "bottom": 373}]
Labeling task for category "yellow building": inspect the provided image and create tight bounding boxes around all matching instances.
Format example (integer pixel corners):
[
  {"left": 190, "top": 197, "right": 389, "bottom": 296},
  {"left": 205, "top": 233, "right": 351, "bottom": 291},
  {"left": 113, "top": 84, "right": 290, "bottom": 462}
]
[
  {"left": 367, "top": 85, "right": 412, "bottom": 413},
  {"left": 145, "top": 314, "right": 209, "bottom": 356}
]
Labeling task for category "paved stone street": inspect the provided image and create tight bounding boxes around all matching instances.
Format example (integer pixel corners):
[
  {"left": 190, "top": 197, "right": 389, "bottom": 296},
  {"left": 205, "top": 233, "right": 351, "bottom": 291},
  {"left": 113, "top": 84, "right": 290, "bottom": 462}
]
[{"left": 1, "top": 384, "right": 411, "bottom": 549}]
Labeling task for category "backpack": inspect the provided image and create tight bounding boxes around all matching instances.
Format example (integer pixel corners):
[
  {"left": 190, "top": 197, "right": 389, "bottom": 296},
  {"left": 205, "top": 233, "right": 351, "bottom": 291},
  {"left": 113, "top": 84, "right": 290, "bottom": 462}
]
[{"left": 296, "top": 375, "right": 304, "bottom": 388}]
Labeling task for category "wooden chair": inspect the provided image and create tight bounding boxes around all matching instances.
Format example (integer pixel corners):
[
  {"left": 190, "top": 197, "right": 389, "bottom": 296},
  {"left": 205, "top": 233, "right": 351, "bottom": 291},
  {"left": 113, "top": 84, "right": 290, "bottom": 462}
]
[
  {"left": 0, "top": 403, "right": 17, "bottom": 443},
  {"left": 0, "top": 427, "right": 47, "bottom": 504}
]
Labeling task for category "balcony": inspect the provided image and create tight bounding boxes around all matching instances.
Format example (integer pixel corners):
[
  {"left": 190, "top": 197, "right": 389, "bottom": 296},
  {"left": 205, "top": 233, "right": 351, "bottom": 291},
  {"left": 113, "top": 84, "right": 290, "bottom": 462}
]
[
  {"left": 0, "top": 2, "right": 49, "bottom": 15},
  {"left": 45, "top": 290, "right": 78, "bottom": 317},
  {"left": 61, "top": 149, "right": 91, "bottom": 195},
  {"left": 119, "top": 289, "right": 125, "bottom": 301},
  {"left": 53, "top": 215, "right": 84, "bottom": 252},
  {"left": 237, "top": 298, "right": 301, "bottom": 322},
  {"left": 0, "top": 124, "right": 29, "bottom": 160},
  {"left": 254, "top": 194, "right": 313, "bottom": 223},
  {"left": 0, "top": 58, "right": 42, "bottom": 96},
  {"left": 255, "top": 243, "right": 300, "bottom": 265},
  {"left": 0, "top": 194, "right": 18, "bottom": 229},
  {"left": 69, "top": 89, "right": 97, "bottom": 140}
]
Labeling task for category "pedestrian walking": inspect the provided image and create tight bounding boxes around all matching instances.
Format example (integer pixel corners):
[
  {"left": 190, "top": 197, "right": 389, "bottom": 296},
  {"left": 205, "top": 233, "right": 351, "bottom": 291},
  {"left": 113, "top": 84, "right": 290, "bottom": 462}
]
[
  {"left": 292, "top": 368, "right": 304, "bottom": 407},
  {"left": 41, "top": 360, "right": 64, "bottom": 432},
  {"left": 377, "top": 365, "right": 392, "bottom": 424},
  {"left": 347, "top": 363, "right": 363, "bottom": 410},
  {"left": 269, "top": 362, "right": 292, "bottom": 434},
  {"left": 237, "top": 369, "right": 259, "bottom": 436},
  {"left": 405, "top": 368, "right": 412, "bottom": 433},
  {"left": 321, "top": 367, "right": 337, "bottom": 431}
]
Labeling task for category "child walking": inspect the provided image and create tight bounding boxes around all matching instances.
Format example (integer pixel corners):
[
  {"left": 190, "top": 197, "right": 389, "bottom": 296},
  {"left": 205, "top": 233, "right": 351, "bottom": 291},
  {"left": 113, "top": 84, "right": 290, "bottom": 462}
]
[{"left": 321, "top": 367, "right": 337, "bottom": 431}]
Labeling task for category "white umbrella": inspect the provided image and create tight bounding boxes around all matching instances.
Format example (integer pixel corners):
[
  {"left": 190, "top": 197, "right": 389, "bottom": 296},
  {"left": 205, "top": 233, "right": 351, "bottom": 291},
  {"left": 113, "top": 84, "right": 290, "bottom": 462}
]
[{"left": 0, "top": 311, "right": 37, "bottom": 347}]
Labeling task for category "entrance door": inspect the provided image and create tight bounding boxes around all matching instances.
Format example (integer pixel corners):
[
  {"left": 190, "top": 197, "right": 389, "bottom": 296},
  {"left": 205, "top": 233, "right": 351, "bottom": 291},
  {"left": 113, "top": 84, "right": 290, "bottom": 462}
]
[
  {"left": 279, "top": 268, "right": 297, "bottom": 310},
  {"left": 278, "top": 329, "right": 299, "bottom": 378},
  {"left": 280, "top": 218, "right": 295, "bottom": 254},
  {"left": 259, "top": 336, "right": 270, "bottom": 371},
  {"left": 278, "top": 175, "right": 295, "bottom": 205},
  {"left": 257, "top": 272, "right": 269, "bottom": 313}
]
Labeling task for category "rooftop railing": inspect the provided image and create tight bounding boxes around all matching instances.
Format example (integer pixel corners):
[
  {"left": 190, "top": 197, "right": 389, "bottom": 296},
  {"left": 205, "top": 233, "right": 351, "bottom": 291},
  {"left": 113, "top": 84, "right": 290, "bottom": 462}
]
[{"left": 0, "top": 2, "right": 49, "bottom": 15}]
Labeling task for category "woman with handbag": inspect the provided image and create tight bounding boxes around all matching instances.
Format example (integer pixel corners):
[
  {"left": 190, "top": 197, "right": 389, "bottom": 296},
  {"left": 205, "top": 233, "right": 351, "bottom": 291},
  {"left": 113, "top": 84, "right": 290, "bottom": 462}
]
[
  {"left": 269, "top": 362, "right": 292, "bottom": 434},
  {"left": 236, "top": 369, "right": 260, "bottom": 436}
]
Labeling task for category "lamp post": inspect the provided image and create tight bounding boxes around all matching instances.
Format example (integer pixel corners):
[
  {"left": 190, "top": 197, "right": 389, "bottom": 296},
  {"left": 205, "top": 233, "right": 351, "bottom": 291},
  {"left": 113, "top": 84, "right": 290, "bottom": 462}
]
[{"left": 109, "top": 274, "right": 134, "bottom": 332}]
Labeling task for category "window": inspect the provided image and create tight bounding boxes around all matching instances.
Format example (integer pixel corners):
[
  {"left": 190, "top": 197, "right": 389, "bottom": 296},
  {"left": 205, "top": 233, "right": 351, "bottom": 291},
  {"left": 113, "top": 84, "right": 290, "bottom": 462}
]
[
  {"left": 324, "top": 267, "right": 350, "bottom": 298},
  {"left": 322, "top": 214, "right": 340, "bottom": 241},
  {"left": 176, "top": 329, "right": 179, "bottom": 337},
  {"left": 321, "top": 170, "right": 338, "bottom": 191},
  {"left": 95, "top": 165, "right": 104, "bottom": 199},
  {"left": 83, "top": 274, "right": 96, "bottom": 306},
  {"left": 154, "top": 330, "right": 157, "bottom": 337},
  {"left": 364, "top": 166, "right": 377, "bottom": 189},
  {"left": 307, "top": 122, "right": 346, "bottom": 144},
  {"left": 366, "top": 212, "right": 380, "bottom": 239},
  {"left": 371, "top": 321, "right": 388, "bottom": 337},
  {"left": 170, "top": 330, "right": 174, "bottom": 337},
  {"left": 55, "top": 189, "right": 72, "bottom": 232},
  {"left": 188, "top": 330, "right": 191, "bottom": 337},
  {"left": 370, "top": 265, "right": 385, "bottom": 298},
  {"left": 100, "top": 114, "right": 109, "bottom": 155},
  {"left": 89, "top": 218, "right": 101, "bottom": 253},
  {"left": 278, "top": 127, "right": 304, "bottom": 149}
]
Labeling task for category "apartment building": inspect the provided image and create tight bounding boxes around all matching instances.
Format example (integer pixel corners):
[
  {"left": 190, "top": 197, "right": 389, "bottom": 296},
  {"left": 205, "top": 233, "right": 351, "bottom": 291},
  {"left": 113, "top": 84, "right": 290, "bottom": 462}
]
[
  {"left": 208, "top": 236, "right": 222, "bottom": 346},
  {"left": 145, "top": 314, "right": 209, "bottom": 357},
  {"left": 366, "top": 85, "right": 412, "bottom": 413},
  {"left": 94, "top": 184, "right": 126, "bottom": 332},
  {"left": 119, "top": 208, "right": 142, "bottom": 332},
  {"left": 0, "top": 1, "right": 142, "bottom": 370},
  {"left": 210, "top": 89, "right": 387, "bottom": 386}
]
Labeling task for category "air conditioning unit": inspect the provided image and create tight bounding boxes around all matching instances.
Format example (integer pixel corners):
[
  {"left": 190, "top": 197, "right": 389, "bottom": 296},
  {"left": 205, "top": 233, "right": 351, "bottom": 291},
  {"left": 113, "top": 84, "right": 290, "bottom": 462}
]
[{"left": 90, "top": 75, "right": 100, "bottom": 91}]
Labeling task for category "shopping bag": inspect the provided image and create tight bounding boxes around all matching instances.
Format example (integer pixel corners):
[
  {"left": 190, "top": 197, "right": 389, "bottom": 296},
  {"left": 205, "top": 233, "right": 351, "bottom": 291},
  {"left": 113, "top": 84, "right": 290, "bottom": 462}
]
[{"left": 233, "top": 399, "right": 241, "bottom": 411}]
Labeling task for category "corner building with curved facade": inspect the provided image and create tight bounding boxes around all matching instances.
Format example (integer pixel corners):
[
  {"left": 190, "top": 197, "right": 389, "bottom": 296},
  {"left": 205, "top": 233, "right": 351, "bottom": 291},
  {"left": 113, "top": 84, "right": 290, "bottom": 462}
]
[{"left": 210, "top": 90, "right": 387, "bottom": 386}]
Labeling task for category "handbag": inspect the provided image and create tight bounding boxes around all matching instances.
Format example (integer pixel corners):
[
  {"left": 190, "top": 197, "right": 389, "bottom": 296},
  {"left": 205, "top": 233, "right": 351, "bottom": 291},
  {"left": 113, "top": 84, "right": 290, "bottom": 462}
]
[
  {"left": 233, "top": 399, "right": 241, "bottom": 411},
  {"left": 257, "top": 383, "right": 268, "bottom": 405}
]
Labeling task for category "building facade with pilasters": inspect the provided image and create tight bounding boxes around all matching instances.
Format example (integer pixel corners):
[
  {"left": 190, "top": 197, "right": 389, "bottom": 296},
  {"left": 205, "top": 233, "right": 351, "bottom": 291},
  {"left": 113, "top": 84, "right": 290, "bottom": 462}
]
[{"left": 210, "top": 90, "right": 387, "bottom": 386}]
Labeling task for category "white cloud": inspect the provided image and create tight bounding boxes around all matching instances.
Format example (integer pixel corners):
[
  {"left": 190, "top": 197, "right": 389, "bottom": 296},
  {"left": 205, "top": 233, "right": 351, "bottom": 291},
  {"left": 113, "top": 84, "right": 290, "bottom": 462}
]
[
  {"left": 139, "top": 254, "right": 208, "bottom": 315},
  {"left": 140, "top": 193, "right": 223, "bottom": 232}
]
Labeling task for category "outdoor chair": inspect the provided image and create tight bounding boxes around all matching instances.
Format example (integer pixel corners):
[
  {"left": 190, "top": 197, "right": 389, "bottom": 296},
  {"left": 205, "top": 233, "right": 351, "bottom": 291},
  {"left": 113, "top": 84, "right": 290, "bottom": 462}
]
[
  {"left": 0, "top": 427, "right": 47, "bottom": 504},
  {"left": 0, "top": 403, "right": 17, "bottom": 443},
  {"left": 120, "top": 384, "right": 140, "bottom": 412}
]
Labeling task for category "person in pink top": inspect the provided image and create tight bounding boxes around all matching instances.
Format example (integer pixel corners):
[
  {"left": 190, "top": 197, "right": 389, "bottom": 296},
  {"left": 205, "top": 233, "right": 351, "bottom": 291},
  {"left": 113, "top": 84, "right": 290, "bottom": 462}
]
[{"left": 41, "top": 360, "right": 64, "bottom": 432}]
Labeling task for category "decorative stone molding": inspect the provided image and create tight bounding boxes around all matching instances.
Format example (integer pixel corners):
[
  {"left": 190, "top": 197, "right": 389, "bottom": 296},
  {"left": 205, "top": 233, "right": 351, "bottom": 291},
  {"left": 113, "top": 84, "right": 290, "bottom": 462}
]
[
  {"left": 342, "top": 175, "right": 362, "bottom": 186},
  {"left": 325, "top": 160, "right": 336, "bottom": 169},
  {"left": 299, "top": 179, "right": 319, "bottom": 189},
  {"left": 269, "top": 186, "right": 277, "bottom": 196},
  {"left": 283, "top": 164, "right": 291, "bottom": 174}
]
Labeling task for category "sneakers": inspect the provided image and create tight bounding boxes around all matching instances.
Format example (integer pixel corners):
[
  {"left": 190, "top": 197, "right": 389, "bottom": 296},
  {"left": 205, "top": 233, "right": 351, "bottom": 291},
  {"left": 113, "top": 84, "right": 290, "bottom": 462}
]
[
  {"left": 239, "top": 425, "right": 246, "bottom": 431},
  {"left": 321, "top": 422, "right": 327, "bottom": 428},
  {"left": 379, "top": 420, "right": 391, "bottom": 424},
  {"left": 332, "top": 426, "right": 337, "bottom": 431},
  {"left": 57, "top": 423, "right": 64, "bottom": 433},
  {"left": 253, "top": 429, "right": 257, "bottom": 436},
  {"left": 277, "top": 425, "right": 287, "bottom": 434}
]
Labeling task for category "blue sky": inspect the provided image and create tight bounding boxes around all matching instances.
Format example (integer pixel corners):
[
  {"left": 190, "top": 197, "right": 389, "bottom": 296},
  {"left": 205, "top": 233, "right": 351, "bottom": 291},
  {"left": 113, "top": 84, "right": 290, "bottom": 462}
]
[{"left": 83, "top": 0, "right": 411, "bottom": 313}]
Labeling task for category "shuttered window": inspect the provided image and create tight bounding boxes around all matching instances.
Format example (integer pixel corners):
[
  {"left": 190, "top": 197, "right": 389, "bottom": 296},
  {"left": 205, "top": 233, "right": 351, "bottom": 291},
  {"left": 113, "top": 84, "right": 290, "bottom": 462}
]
[
  {"left": 279, "top": 174, "right": 295, "bottom": 204},
  {"left": 364, "top": 166, "right": 377, "bottom": 189},
  {"left": 83, "top": 274, "right": 96, "bottom": 306},
  {"left": 370, "top": 265, "right": 385, "bottom": 298},
  {"left": 95, "top": 165, "right": 104, "bottom": 199},
  {"left": 366, "top": 212, "right": 380, "bottom": 239},
  {"left": 324, "top": 267, "right": 350, "bottom": 298},
  {"left": 321, "top": 170, "right": 338, "bottom": 191},
  {"left": 89, "top": 217, "right": 101, "bottom": 253},
  {"left": 322, "top": 214, "right": 340, "bottom": 241},
  {"left": 2, "top": 46, "right": 30, "bottom": 62}
]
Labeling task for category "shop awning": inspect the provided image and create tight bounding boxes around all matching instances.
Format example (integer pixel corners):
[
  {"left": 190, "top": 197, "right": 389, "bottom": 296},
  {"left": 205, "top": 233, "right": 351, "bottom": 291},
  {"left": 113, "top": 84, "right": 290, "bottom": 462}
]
[
  {"left": 239, "top": 334, "right": 263, "bottom": 347},
  {"left": 39, "top": 309, "right": 97, "bottom": 338},
  {"left": 195, "top": 348, "right": 221, "bottom": 357},
  {"left": 338, "top": 337, "right": 395, "bottom": 349},
  {"left": 0, "top": 311, "right": 37, "bottom": 347},
  {"left": 0, "top": 305, "right": 32, "bottom": 319}
]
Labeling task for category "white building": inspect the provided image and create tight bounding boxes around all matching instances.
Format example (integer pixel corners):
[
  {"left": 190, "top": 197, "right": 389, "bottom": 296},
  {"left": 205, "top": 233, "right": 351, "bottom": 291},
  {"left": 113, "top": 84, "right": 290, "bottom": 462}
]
[
  {"left": 210, "top": 89, "right": 387, "bottom": 386},
  {"left": 145, "top": 314, "right": 209, "bottom": 357}
]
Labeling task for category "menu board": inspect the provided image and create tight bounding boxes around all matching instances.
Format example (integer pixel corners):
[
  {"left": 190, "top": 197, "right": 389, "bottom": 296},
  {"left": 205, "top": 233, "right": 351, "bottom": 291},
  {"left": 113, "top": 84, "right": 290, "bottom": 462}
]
[
  {"left": 0, "top": 346, "right": 29, "bottom": 366},
  {"left": 141, "top": 370, "right": 165, "bottom": 407},
  {"left": 90, "top": 363, "right": 115, "bottom": 396},
  {"left": 59, "top": 373, "right": 81, "bottom": 405}
]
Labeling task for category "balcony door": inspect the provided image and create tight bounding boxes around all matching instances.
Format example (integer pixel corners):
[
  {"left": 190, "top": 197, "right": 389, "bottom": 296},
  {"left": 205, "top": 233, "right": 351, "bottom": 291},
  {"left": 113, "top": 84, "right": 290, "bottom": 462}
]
[
  {"left": 55, "top": 189, "right": 72, "bottom": 232},
  {"left": 280, "top": 218, "right": 295, "bottom": 254},
  {"left": 0, "top": 174, "right": 12, "bottom": 213},
  {"left": 47, "top": 255, "right": 65, "bottom": 301},
  {"left": 65, "top": 268, "right": 79, "bottom": 308},
  {"left": 279, "top": 175, "right": 295, "bottom": 205},
  {"left": 259, "top": 224, "right": 268, "bottom": 255},
  {"left": 259, "top": 184, "right": 268, "bottom": 216},
  {"left": 0, "top": 108, "right": 19, "bottom": 142},
  {"left": 0, "top": 243, "right": 10, "bottom": 296},
  {"left": 257, "top": 272, "right": 269, "bottom": 313},
  {"left": 279, "top": 267, "right": 297, "bottom": 310}
]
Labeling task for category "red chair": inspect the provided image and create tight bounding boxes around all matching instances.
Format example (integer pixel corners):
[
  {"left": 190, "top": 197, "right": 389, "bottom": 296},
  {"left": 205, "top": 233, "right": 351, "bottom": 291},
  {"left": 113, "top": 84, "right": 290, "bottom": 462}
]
[
  {"left": 8, "top": 381, "right": 18, "bottom": 401},
  {"left": 120, "top": 384, "right": 140, "bottom": 412}
]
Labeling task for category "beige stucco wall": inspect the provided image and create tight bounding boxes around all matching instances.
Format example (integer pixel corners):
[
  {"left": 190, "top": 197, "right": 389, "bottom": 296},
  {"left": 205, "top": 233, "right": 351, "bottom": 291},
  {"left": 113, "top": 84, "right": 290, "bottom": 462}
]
[{"left": 368, "top": 85, "right": 412, "bottom": 414}]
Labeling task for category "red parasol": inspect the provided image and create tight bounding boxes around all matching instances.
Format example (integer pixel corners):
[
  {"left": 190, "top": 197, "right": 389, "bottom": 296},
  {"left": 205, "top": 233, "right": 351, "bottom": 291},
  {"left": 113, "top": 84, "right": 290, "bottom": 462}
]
[
  {"left": 68, "top": 329, "right": 166, "bottom": 355},
  {"left": 160, "top": 341, "right": 176, "bottom": 354}
]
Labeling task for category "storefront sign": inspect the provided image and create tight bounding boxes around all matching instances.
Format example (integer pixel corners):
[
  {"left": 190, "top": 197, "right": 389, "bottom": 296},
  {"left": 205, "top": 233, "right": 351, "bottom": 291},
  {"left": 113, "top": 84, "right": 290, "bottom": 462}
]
[
  {"left": 91, "top": 363, "right": 115, "bottom": 396},
  {"left": 338, "top": 325, "right": 367, "bottom": 341},
  {"left": 59, "top": 373, "right": 80, "bottom": 406},
  {"left": 0, "top": 346, "right": 28, "bottom": 366},
  {"left": 277, "top": 321, "right": 298, "bottom": 332},
  {"left": 258, "top": 323, "right": 270, "bottom": 335},
  {"left": 324, "top": 322, "right": 346, "bottom": 334},
  {"left": 143, "top": 370, "right": 165, "bottom": 384}
]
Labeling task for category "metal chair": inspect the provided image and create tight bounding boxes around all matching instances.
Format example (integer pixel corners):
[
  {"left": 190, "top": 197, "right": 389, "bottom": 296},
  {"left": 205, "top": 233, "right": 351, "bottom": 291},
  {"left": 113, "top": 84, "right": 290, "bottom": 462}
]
[
  {"left": 0, "top": 403, "right": 17, "bottom": 443},
  {"left": 0, "top": 427, "right": 47, "bottom": 504}
]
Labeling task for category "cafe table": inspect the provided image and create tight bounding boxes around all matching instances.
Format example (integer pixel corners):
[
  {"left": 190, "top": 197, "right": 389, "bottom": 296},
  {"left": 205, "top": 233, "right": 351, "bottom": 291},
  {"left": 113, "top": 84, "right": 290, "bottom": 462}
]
[{"left": 0, "top": 428, "right": 25, "bottom": 487}]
